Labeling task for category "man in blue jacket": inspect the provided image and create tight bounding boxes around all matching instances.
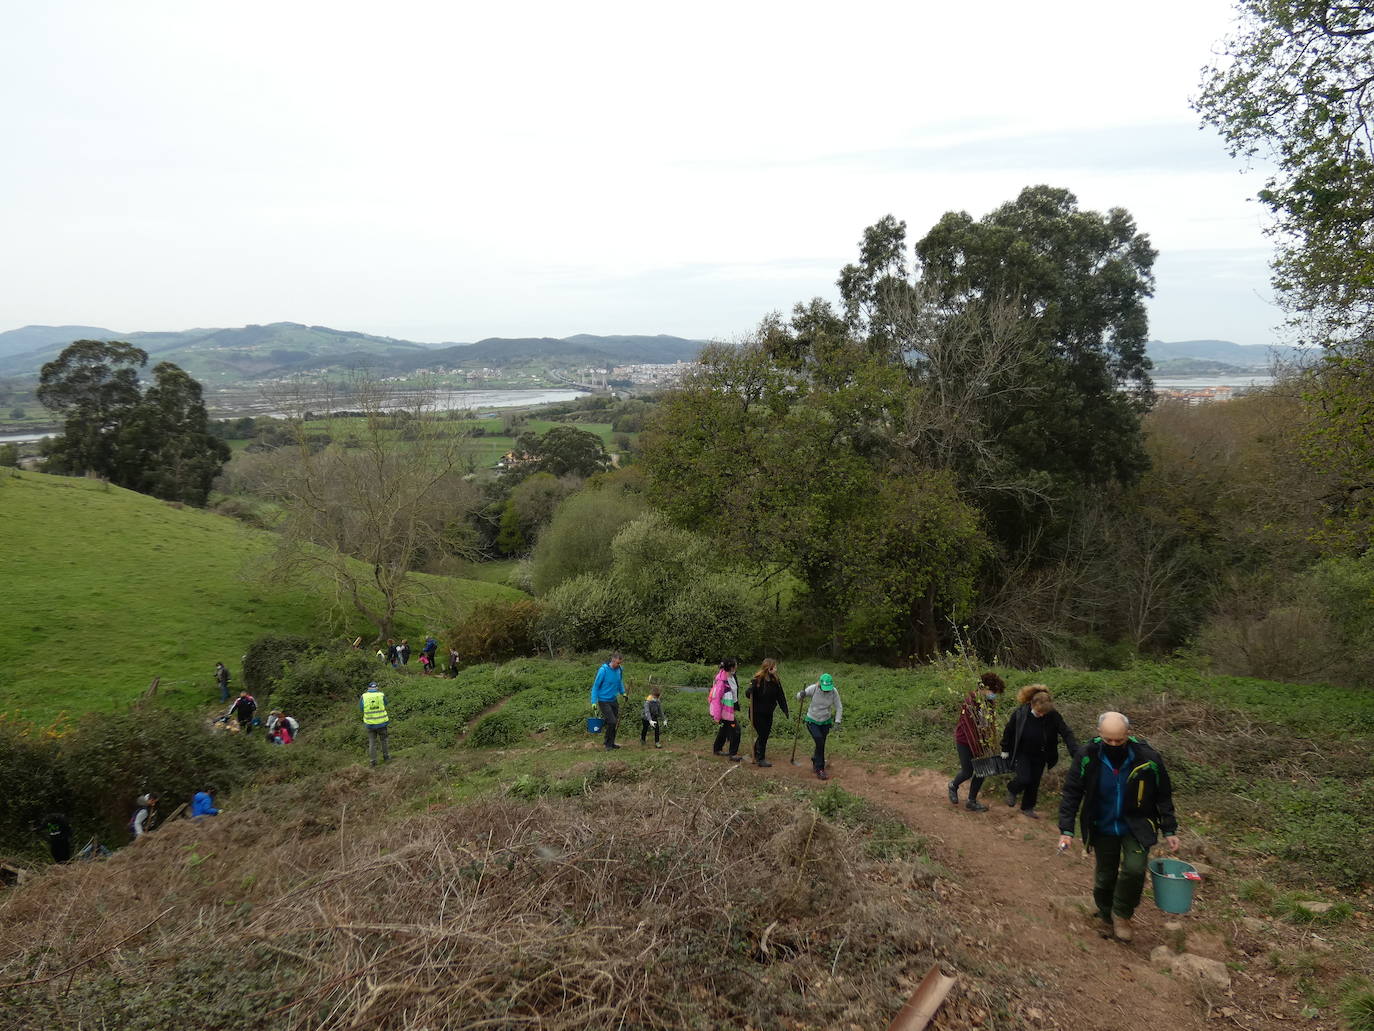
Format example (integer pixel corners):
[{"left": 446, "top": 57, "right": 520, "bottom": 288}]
[
  {"left": 589, "top": 652, "right": 626, "bottom": 749},
  {"left": 1058, "top": 711, "right": 1180, "bottom": 942}
]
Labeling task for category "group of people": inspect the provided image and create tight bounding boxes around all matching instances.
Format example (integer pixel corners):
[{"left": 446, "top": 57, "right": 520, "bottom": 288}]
[
  {"left": 586, "top": 655, "right": 842, "bottom": 779},
  {"left": 706, "top": 659, "right": 841, "bottom": 778},
  {"left": 125, "top": 788, "right": 224, "bottom": 844},
  {"left": 949, "top": 672, "right": 1180, "bottom": 941},
  {"left": 378, "top": 634, "right": 457, "bottom": 676},
  {"left": 220, "top": 688, "right": 299, "bottom": 744}
]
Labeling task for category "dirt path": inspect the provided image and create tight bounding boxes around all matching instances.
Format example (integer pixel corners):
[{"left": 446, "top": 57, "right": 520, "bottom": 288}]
[
  {"left": 460, "top": 695, "right": 513, "bottom": 738},
  {"left": 649, "top": 741, "right": 1264, "bottom": 1031}
]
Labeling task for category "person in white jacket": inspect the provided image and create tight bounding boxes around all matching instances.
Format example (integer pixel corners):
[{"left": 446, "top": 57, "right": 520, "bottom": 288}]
[{"left": 797, "top": 673, "right": 842, "bottom": 780}]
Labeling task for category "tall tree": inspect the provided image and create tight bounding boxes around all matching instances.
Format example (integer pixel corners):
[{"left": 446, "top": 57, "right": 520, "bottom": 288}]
[
  {"left": 1197, "top": 0, "right": 1374, "bottom": 345},
  {"left": 112, "top": 363, "right": 230, "bottom": 506},
  {"left": 36, "top": 340, "right": 228, "bottom": 504},
  {"left": 911, "top": 185, "right": 1156, "bottom": 492},
  {"left": 261, "top": 375, "right": 482, "bottom": 641},
  {"left": 640, "top": 331, "right": 987, "bottom": 659},
  {"left": 37, "top": 340, "right": 147, "bottom": 478}
]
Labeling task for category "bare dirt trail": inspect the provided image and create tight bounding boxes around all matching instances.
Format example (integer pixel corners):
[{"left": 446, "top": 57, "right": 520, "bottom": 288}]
[{"left": 647, "top": 738, "right": 1278, "bottom": 1031}]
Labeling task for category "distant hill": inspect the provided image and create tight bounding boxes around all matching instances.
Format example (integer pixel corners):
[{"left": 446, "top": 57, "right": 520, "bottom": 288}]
[
  {"left": 0, "top": 325, "right": 123, "bottom": 360},
  {"left": 1145, "top": 339, "right": 1302, "bottom": 369},
  {"left": 1151, "top": 357, "right": 1256, "bottom": 377},
  {"left": 0, "top": 323, "right": 706, "bottom": 382}
]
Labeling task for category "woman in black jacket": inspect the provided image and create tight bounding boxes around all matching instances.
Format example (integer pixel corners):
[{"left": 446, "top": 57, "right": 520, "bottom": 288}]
[
  {"left": 1000, "top": 684, "right": 1078, "bottom": 819},
  {"left": 746, "top": 658, "right": 790, "bottom": 767}
]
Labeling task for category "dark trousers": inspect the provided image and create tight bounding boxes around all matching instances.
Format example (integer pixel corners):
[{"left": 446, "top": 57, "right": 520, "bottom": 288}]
[
  {"left": 218, "top": 680, "right": 229, "bottom": 702},
  {"left": 952, "top": 742, "right": 984, "bottom": 800},
  {"left": 1008, "top": 757, "right": 1045, "bottom": 810},
  {"left": 598, "top": 700, "right": 620, "bottom": 747},
  {"left": 713, "top": 720, "right": 740, "bottom": 756},
  {"left": 236, "top": 715, "right": 252, "bottom": 735},
  {"left": 367, "top": 724, "right": 390, "bottom": 764},
  {"left": 640, "top": 718, "right": 660, "bottom": 743},
  {"left": 753, "top": 711, "right": 775, "bottom": 761},
  {"left": 806, "top": 720, "right": 831, "bottom": 771},
  {"left": 1092, "top": 832, "right": 1149, "bottom": 919}
]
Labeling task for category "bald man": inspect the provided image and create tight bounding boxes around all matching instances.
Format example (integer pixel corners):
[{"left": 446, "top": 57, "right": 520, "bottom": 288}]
[{"left": 1057, "top": 711, "right": 1180, "bottom": 942}]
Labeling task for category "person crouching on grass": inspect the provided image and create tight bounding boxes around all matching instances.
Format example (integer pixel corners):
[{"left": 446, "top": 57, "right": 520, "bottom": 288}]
[
  {"left": 797, "top": 673, "right": 842, "bottom": 780},
  {"left": 641, "top": 688, "right": 665, "bottom": 748},
  {"left": 1058, "top": 711, "right": 1180, "bottom": 942}
]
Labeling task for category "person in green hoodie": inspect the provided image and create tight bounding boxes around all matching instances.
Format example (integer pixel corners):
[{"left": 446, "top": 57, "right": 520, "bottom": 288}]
[{"left": 796, "top": 673, "right": 842, "bottom": 780}]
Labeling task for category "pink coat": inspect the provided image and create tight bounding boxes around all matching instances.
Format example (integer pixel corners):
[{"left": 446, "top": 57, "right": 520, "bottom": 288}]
[{"left": 708, "top": 669, "right": 731, "bottom": 722}]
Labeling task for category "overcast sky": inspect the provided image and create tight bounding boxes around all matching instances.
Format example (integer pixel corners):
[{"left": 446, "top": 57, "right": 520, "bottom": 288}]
[{"left": 0, "top": 0, "right": 1277, "bottom": 346}]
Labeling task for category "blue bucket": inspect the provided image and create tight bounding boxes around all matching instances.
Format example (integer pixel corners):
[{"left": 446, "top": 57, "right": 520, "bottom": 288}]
[
  {"left": 1149, "top": 858, "right": 1200, "bottom": 914},
  {"left": 586, "top": 717, "right": 605, "bottom": 734}
]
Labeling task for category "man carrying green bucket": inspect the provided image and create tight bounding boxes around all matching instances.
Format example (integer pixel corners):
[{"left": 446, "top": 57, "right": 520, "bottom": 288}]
[{"left": 1057, "top": 711, "right": 1180, "bottom": 943}]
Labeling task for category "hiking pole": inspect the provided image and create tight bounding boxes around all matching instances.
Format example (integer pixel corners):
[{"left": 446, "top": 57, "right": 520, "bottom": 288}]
[{"left": 788, "top": 706, "right": 804, "bottom": 766}]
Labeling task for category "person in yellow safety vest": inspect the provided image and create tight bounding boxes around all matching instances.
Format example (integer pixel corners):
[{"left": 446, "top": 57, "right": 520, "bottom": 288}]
[{"left": 360, "top": 681, "right": 390, "bottom": 767}]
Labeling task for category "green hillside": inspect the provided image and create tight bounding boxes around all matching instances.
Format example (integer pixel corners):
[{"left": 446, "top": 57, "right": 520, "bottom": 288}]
[{"left": 0, "top": 470, "right": 522, "bottom": 722}]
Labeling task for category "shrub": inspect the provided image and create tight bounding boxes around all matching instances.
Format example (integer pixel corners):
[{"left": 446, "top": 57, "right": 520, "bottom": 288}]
[
  {"left": 268, "top": 648, "right": 378, "bottom": 721},
  {"left": 649, "top": 576, "right": 761, "bottom": 662},
  {"left": 60, "top": 708, "right": 258, "bottom": 842},
  {"left": 0, "top": 719, "right": 68, "bottom": 851},
  {"left": 468, "top": 710, "right": 524, "bottom": 748},
  {"left": 540, "top": 574, "right": 624, "bottom": 653},
  {"left": 241, "top": 634, "right": 314, "bottom": 696},
  {"left": 528, "top": 487, "right": 646, "bottom": 594},
  {"left": 449, "top": 599, "right": 544, "bottom": 663}
]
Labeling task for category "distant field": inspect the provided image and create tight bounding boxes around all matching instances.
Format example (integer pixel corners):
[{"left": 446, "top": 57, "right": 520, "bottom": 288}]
[
  {"left": 0, "top": 469, "right": 522, "bottom": 723},
  {"left": 230, "top": 416, "right": 625, "bottom": 470}
]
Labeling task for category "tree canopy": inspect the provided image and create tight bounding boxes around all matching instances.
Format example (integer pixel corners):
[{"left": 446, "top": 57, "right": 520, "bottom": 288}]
[
  {"left": 37, "top": 341, "right": 229, "bottom": 505},
  {"left": 1197, "top": 0, "right": 1374, "bottom": 345},
  {"left": 640, "top": 187, "right": 1158, "bottom": 659}
]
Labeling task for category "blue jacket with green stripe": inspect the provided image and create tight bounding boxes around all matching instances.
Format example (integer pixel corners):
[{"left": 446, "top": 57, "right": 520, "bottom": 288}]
[{"left": 1057, "top": 737, "right": 1178, "bottom": 850}]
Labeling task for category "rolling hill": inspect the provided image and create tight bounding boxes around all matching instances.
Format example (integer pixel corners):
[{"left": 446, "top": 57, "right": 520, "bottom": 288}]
[
  {"left": 0, "top": 323, "right": 706, "bottom": 384},
  {"left": 0, "top": 469, "right": 523, "bottom": 722},
  {"left": 1145, "top": 339, "right": 1302, "bottom": 368}
]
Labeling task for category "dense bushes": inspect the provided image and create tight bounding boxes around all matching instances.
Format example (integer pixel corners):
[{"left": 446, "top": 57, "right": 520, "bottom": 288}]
[
  {"left": 0, "top": 708, "right": 259, "bottom": 854},
  {"left": 528, "top": 486, "right": 646, "bottom": 594},
  {"left": 241, "top": 634, "right": 313, "bottom": 696},
  {"left": 448, "top": 599, "right": 544, "bottom": 663},
  {"left": 1198, "top": 552, "right": 1374, "bottom": 686},
  {"left": 537, "top": 512, "right": 769, "bottom": 661},
  {"left": 268, "top": 648, "right": 378, "bottom": 720}
]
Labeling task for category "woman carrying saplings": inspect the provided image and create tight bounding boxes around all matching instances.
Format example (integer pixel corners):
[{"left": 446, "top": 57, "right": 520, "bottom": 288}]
[{"left": 948, "top": 671, "right": 1005, "bottom": 812}]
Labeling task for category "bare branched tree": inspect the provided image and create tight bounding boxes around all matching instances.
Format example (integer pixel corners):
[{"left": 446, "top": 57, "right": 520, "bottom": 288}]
[{"left": 258, "top": 373, "right": 482, "bottom": 641}]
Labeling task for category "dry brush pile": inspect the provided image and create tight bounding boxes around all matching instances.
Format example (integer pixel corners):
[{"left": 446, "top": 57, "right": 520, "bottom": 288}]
[{"left": 1, "top": 760, "right": 970, "bottom": 1030}]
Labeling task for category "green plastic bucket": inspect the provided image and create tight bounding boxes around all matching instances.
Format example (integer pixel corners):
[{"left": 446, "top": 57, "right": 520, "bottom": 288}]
[{"left": 1149, "top": 858, "right": 1200, "bottom": 914}]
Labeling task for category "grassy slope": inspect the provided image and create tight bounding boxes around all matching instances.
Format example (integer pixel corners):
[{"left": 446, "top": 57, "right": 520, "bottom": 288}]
[
  {"left": 302, "top": 655, "right": 1374, "bottom": 888},
  {"left": 0, "top": 470, "right": 521, "bottom": 723}
]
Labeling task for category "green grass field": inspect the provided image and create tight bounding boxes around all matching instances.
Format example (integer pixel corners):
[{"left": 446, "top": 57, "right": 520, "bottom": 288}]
[{"left": 0, "top": 469, "right": 522, "bottom": 723}]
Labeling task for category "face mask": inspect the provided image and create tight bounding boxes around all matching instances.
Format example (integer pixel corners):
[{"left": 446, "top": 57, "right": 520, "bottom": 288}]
[
  {"left": 1103, "top": 743, "right": 1128, "bottom": 764},
  {"left": 984, "top": 691, "right": 998, "bottom": 701}
]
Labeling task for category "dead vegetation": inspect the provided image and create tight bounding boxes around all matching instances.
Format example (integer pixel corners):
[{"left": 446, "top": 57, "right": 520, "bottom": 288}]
[{"left": 0, "top": 761, "right": 988, "bottom": 1030}]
